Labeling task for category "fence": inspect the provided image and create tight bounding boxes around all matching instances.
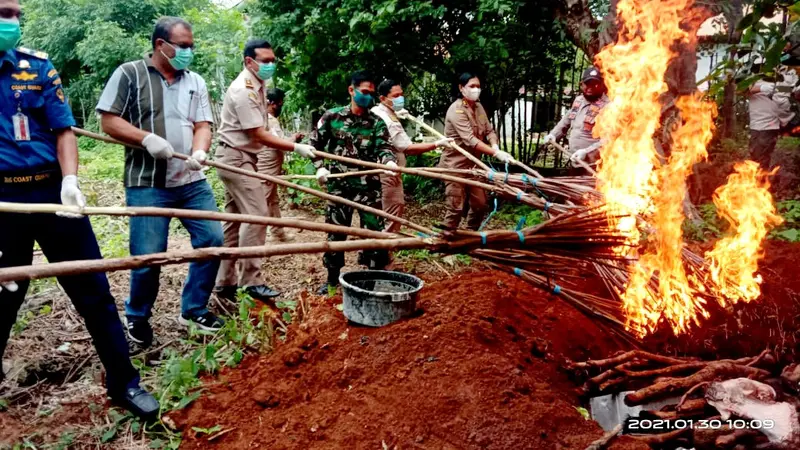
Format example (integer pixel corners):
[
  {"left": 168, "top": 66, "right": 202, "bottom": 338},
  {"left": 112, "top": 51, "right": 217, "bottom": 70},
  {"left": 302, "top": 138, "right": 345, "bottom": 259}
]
[{"left": 490, "top": 56, "right": 588, "bottom": 172}]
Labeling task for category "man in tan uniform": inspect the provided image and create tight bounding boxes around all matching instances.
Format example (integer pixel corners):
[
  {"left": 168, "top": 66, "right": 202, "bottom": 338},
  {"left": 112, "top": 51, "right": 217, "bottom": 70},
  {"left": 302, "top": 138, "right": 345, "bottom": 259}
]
[
  {"left": 440, "top": 72, "right": 515, "bottom": 231},
  {"left": 256, "top": 88, "right": 304, "bottom": 242},
  {"left": 214, "top": 39, "right": 316, "bottom": 302},
  {"left": 544, "top": 67, "right": 609, "bottom": 169},
  {"left": 372, "top": 79, "right": 452, "bottom": 233}
]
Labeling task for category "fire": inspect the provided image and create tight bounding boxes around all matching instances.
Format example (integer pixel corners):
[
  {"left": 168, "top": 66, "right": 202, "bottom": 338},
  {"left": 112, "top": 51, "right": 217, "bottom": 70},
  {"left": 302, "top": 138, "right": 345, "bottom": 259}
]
[
  {"left": 705, "top": 162, "right": 783, "bottom": 306},
  {"left": 591, "top": 0, "right": 778, "bottom": 337}
]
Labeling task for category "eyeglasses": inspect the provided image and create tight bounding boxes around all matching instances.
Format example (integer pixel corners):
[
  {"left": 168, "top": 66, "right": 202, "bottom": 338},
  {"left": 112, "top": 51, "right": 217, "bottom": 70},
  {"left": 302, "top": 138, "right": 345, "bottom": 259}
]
[{"left": 164, "top": 40, "right": 195, "bottom": 51}]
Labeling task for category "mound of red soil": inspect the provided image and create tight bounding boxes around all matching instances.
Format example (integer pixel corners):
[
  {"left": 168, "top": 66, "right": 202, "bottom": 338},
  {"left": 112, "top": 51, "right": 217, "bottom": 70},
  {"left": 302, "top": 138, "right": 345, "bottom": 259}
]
[{"left": 174, "top": 270, "right": 646, "bottom": 449}]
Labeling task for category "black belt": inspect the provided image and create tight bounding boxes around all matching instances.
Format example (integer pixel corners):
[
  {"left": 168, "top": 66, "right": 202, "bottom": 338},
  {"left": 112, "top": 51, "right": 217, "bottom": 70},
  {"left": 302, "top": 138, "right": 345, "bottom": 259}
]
[{"left": 0, "top": 167, "right": 61, "bottom": 186}]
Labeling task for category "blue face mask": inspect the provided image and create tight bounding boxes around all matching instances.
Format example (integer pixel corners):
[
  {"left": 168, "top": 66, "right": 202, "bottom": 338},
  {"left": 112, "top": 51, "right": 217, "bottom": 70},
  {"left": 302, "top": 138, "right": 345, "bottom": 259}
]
[
  {"left": 256, "top": 61, "right": 276, "bottom": 80},
  {"left": 391, "top": 96, "right": 405, "bottom": 111},
  {"left": 162, "top": 42, "right": 193, "bottom": 71},
  {"left": 353, "top": 90, "right": 373, "bottom": 108}
]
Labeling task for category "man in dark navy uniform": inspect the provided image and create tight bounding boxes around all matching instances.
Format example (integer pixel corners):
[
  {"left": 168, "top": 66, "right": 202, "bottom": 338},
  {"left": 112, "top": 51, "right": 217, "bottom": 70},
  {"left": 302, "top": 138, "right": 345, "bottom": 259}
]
[{"left": 0, "top": 0, "right": 158, "bottom": 419}]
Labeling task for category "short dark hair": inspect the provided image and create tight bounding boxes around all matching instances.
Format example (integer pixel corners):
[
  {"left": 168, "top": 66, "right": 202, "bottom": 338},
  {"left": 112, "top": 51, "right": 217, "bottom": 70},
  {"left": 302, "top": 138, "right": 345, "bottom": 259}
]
[
  {"left": 244, "top": 39, "right": 273, "bottom": 59},
  {"left": 267, "top": 88, "right": 286, "bottom": 103},
  {"left": 377, "top": 79, "right": 400, "bottom": 97},
  {"left": 458, "top": 72, "right": 479, "bottom": 87},
  {"left": 350, "top": 70, "right": 375, "bottom": 88},
  {"left": 152, "top": 17, "right": 192, "bottom": 49}
]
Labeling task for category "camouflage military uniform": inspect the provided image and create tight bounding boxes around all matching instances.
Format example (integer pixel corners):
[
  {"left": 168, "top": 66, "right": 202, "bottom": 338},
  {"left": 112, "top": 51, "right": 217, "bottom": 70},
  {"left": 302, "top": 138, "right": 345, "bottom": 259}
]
[{"left": 310, "top": 105, "right": 396, "bottom": 271}]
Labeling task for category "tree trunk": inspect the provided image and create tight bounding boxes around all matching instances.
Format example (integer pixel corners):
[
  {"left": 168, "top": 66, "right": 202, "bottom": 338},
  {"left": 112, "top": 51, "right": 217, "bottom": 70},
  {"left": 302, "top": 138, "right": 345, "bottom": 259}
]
[{"left": 721, "top": 0, "right": 744, "bottom": 138}]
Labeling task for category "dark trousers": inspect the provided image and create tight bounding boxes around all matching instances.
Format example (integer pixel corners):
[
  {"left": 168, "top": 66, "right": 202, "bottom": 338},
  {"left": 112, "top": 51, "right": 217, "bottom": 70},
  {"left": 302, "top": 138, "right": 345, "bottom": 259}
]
[
  {"left": 323, "top": 188, "right": 388, "bottom": 272},
  {"left": 749, "top": 129, "right": 780, "bottom": 170},
  {"left": 0, "top": 183, "right": 139, "bottom": 397}
]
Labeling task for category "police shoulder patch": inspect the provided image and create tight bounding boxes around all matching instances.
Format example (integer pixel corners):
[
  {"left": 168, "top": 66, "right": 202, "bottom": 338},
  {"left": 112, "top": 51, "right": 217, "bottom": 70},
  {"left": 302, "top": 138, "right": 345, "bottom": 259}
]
[
  {"left": 244, "top": 78, "right": 254, "bottom": 89},
  {"left": 247, "top": 91, "right": 258, "bottom": 101},
  {"left": 17, "top": 47, "right": 48, "bottom": 60},
  {"left": 56, "top": 88, "right": 65, "bottom": 103}
]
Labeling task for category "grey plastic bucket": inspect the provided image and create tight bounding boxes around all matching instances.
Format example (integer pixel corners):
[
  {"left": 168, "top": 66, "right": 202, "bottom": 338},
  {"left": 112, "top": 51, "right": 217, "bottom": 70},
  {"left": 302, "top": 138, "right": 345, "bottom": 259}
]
[{"left": 339, "top": 270, "right": 424, "bottom": 327}]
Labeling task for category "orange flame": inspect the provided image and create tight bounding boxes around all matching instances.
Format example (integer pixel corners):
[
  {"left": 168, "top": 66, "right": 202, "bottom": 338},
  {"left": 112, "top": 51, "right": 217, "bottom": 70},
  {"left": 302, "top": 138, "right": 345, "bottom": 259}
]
[
  {"left": 591, "top": 0, "right": 778, "bottom": 337},
  {"left": 705, "top": 162, "right": 783, "bottom": 306}
]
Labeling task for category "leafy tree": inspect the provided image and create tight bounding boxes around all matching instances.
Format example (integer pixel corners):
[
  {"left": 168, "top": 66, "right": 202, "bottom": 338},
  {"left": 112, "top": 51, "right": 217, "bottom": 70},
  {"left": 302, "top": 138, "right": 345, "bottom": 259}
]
[
  {"left": 247, "top": 0, "right": 576, "bottom": 118},
  {"left": 19, "top": 0, "right": 241, "bottom": 125}
]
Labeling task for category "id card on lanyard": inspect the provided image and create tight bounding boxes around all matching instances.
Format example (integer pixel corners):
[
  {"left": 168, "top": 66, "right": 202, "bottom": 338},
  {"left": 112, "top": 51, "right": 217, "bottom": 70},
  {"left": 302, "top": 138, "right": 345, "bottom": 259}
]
[{"left": 13, "top": 112, "right": 30, "bottom": 141}]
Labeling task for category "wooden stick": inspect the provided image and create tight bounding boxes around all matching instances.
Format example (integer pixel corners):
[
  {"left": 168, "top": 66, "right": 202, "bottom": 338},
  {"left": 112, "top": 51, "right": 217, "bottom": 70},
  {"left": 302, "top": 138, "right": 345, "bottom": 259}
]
[
  {"left": 405, "top": 113, "right": 544, "bottom": 178},
  {"left": 71, "top": 128, "right": 435, "bottom": 236},
  {"left": 0, "top": 202, "right": 397, "bottom": 240},
  {"left": 0, "top": 236, "right": 464, "bottom": 283},
  {"left": 548, "top": 141, "right": 598, "bottom": 176},
  {"left": 281, "top": 169, "right": 384, "bottom": 180},
  {"left": 403, "top": 113, "right": 491, "bottom": 171},
  {"left": 584, "top": 424, "right": 622, "bottom": 450}
]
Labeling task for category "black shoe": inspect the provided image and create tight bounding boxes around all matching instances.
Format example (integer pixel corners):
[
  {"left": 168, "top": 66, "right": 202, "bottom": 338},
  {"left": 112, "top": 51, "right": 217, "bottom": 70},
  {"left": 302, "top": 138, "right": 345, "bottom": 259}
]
[
  {"left": 178, "top": 311, "right": 225, "bottom": 332},
  {"left": 213, "top": 285, "right": 238, "bottom": 302},
  {"left": 116, "top": 387, "right": 159, "bottom": 420},
  {"left": 245, "top": 285, "right": 281, "bottom": 301},
  {"left": 125, "top": 318, "right": 153, "bottom": 348},
  {"left": 317, "top": 283, "right": 339, "bottom": 296}
]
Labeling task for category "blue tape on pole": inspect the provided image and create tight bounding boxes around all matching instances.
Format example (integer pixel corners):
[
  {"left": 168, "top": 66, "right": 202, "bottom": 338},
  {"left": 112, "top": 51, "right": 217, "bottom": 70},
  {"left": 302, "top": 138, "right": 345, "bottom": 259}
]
[
  {"left": 478, "top": 198, "right": 499, "bottom": 231},
  {"left": 544, "top": 201, "right": 552, "bottom": 212},
  {"left": 416, "top": 232, "right": 430, "bottom": 238},
  {"left": 516, "top": 191, "right": 523, "bottom": 201},
  {"left": 532, "top": 178, "right": 538, "bottom": 186},
  {"left": 480, "top": 231, "right": 487, "bottom": 245},
  {"left": 516, "top": 216, "right": 527, "bottom": 231},
  {"left": 516, "top": 231, "right": 525, "bottom": 243},
  {"left": 513, "top": 267, "right": 522, "bottom": 276},
  {"left": 488, "top": 170, "right": 495, "bottom": 181},
  {"left": 521, "top": 174, "right": 529, "bottom": 186},
  {"left": 553, "top": 285, "right": 562, "bottom": 295}
]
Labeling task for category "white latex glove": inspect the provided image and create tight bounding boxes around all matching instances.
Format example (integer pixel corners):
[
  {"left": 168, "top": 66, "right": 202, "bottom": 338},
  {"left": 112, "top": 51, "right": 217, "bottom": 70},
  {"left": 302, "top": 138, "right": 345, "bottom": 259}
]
[
  {"left": 316, "top": 167, "right": 330, "bottom": 183},
  {"left": 494, "top": 150, "right": 515, "bottom": 164},
  {"left": 383, "top": 161, "right": 399, "bottom": 177},
  {"left": 755, "top": 82, "right": 775, "bottom": 95},
  {"left": 395, "top": 109, "right": 410, "bottom": 120},
  {"left": 185, "top": 150, "right": 207, "bottom": 171},
  {"left": 0, "top": 251, "right": 19, "bottom": 294},
  {"left": 543, "top": 134, "right": 556, "bottom": 144},
  {"left": 141, "top": 133, "right": 174, "bottom": 160},
  {"left": 434, "top": 137, "right": 454, "bottom": 147},
  {"left": 491, "top": 144, "right": 500, "bottom": 153},
  {"left": 570, "top": 147, "right": 592, "bottom": 164},
  {"left": 57, "top": 175, "right": 86, "bottom": 219},
  {"left": 293, "top": 143, "right": 316, "bottom": 159}
]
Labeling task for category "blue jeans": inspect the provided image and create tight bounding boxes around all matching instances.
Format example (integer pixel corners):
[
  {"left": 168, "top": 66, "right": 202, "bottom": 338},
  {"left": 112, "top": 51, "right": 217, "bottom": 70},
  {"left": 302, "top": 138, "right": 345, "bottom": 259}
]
[{"left": 125, "top": 180, "right": 223, "bottom": 320}]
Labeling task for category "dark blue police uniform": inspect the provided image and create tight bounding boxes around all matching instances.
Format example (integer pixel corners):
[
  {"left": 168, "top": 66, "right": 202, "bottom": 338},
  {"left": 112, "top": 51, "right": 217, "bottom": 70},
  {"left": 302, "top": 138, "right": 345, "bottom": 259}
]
[{"left": 0, "top": 48, "right": 139, "bottom": 397}]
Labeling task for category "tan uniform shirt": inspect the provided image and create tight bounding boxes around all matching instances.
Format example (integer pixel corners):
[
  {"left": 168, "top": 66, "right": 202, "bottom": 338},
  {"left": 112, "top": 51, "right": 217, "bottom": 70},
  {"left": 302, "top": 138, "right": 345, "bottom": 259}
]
[
  {"left": 440, "top": 99, "right": 498, "bottom": 169},
  {"left": 549, "top": 94, "right": 609, "bottom": 153},
  {"left": 370, "top": 103, "right": 411, "bottom": 167},
  {"left": 217, "top": 69, "right": 267, "bottom": 153}
]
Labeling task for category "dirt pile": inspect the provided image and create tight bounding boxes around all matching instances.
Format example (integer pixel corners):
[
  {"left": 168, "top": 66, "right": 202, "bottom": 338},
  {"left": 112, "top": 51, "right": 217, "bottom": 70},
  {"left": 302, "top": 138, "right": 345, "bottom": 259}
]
[{"left": 173, "top": 270, "right": 646, "bottom": 449}]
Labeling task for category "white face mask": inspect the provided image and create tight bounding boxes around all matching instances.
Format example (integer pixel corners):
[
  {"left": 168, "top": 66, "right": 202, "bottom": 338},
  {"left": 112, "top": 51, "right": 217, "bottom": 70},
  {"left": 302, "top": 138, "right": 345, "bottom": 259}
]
[{"left": 462, "top": 87, "right": 481, "bottom": 101}]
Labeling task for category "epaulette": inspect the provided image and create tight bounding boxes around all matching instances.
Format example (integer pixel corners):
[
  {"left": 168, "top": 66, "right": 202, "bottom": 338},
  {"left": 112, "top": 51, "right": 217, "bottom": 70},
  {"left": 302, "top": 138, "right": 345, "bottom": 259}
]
[{"left": 16, "top": 47, "right": 49, "bottom": 60}]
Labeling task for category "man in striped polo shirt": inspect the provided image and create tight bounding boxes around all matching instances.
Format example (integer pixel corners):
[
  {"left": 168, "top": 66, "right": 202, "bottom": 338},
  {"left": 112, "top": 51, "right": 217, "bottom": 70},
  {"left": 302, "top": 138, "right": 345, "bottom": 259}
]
[{"left": 96, "top": 17, "right": 224, "bottom": 348}]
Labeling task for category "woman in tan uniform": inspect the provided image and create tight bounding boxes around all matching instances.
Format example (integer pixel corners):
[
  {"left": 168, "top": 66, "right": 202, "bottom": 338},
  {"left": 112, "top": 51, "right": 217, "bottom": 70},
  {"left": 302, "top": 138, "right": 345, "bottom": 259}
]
[{"left": 439, "top": 72, "right": 514, "bottom": 231}]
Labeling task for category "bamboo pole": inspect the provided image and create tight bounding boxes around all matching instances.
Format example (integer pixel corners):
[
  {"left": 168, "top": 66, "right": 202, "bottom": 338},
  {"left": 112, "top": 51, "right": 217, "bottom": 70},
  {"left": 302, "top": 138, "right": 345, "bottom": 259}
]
[
  {"left": 281, "top": 169, "right": 384, "bottom": 180},
  {"left": 404, "top": 113, "right": 545, "bottom": 179},
  {"left": 0, "top": 202, "right": 397, "bottom": 240},
  {"left": 548, "top": 141, "right": 598, "bottom": 176},
  {"left": 71, "top": 128, "right": 435, "bottom": 236},
  {"left": 0, "top": 235, "right": 498, "bottom": 283},
  {"left": 402, "top": 114, "right": 491, "bottom": 171}
]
